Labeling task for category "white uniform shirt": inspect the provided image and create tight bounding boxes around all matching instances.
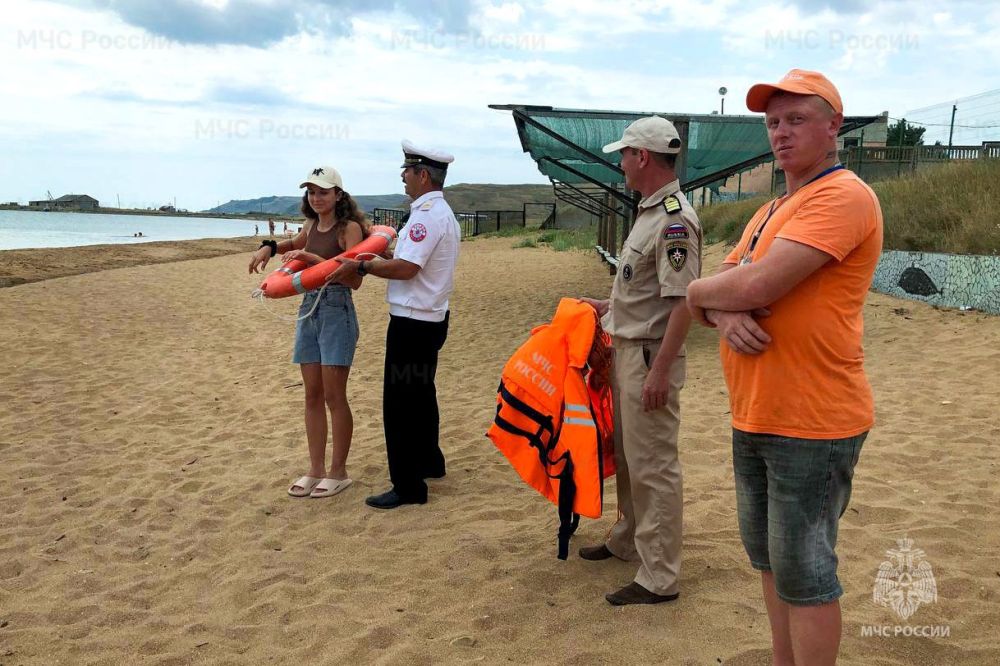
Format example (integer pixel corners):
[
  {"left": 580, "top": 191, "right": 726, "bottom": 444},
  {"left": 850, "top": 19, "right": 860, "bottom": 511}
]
[{"left": 387, "top": 191, "right": 460, "bottom": 322}]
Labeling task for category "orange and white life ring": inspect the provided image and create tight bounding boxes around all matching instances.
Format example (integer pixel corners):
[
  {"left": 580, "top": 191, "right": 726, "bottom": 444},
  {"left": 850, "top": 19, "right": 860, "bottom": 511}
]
[{"left": 258, "top": 225, "right": 396, "bottom": 299}]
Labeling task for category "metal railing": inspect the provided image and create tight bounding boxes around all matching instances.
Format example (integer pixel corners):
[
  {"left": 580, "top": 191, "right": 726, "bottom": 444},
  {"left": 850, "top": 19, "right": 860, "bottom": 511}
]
[
  {"left": 838, "top": 143, "right": 1000, "bottom": 183},
  {"left": 371, "top": 207, "right": 526, "bottom": 239},
  {"left": 371, "top": 207, "right": 408, "bottom": 230}
]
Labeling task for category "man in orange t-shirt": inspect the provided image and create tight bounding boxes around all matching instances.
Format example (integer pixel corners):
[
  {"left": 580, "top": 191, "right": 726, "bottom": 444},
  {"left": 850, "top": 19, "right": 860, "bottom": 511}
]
[{"left": 687, "top": 70, "right": 883, "bottom": 666}]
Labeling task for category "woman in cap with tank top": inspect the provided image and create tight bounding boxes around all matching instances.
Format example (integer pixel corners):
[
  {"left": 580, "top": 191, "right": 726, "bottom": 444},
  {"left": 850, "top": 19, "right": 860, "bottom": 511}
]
[{"left": 248, "top": 166, "right": 368, "bottom": 498}]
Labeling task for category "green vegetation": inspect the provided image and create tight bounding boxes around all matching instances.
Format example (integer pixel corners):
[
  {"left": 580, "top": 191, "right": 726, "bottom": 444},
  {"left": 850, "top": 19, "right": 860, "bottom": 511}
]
[
  {"left": 697, "top": 195, "right": 770, "bottom": 246},
  {"left": 495, "top": 226, "right": 597, "bottom": 252},
  {"left": 473, "top": 224, "right": 535, "bottom": 239},
  {"left": 876, "top": 159, "right": 1000, "bottom": 255},
  {"left": 697, "top": 159, "right": 1000, "bottom": 255},
  {"left": 886, "top": 119, "right": 927, "bottom": 146}
]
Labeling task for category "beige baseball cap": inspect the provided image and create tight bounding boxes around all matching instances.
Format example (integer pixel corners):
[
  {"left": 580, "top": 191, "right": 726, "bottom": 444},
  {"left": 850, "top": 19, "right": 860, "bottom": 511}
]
[
  {"left": 299, "top": 166, "right": 344, "bottom": 190},
  {"left": 602, "top": 116, "right": 682, "bottom": 154}
]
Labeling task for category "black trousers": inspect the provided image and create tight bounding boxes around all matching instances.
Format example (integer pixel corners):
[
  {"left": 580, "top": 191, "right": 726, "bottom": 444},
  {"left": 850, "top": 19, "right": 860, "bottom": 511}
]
[{"left": 383, "top": 312, "right": 449, "bottom": 500}]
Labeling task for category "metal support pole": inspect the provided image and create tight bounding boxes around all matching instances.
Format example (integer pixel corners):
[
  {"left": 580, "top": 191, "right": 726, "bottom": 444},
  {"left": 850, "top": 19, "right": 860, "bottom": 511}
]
[
  {"left": 857, "top": 129, "right": 865, "bottom": 179},
  {"left": 897, "top": 118, "right": 905, "bottom": 177},
  {"left": 947, "top": 104, "right": 957, "bottom": 157},
  {"left": 605, "top": 193, "right": 615, "bottom": 272}
]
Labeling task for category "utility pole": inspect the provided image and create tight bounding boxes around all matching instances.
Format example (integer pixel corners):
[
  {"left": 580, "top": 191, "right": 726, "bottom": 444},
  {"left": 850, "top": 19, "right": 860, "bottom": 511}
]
[
  {"left": 947, "top": 104, "right": 957, "bottom": 157},
  {"left": 897, "top": 118, "right": 906, "bottom": 177},
  {"left": 718, "top": 86, "right": 728, "bottom": 115}
]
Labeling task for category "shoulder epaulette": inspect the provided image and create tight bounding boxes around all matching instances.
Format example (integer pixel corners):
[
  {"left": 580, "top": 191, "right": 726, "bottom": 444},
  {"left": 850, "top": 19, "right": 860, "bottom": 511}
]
[{"left": 663, "top": 194, "right": 682, "bottom": 214}]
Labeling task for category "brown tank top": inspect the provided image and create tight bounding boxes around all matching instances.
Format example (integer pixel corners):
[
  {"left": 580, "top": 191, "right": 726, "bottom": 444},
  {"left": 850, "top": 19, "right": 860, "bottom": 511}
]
[{"left": 303, "top": 221, "right": 345, "bottom": 260}]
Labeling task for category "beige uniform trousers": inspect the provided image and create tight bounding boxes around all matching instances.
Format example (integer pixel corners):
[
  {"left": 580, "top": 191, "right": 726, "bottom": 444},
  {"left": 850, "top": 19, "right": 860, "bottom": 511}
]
[{"left": 605, "top": 338, "right": 686, "bottom": 596}]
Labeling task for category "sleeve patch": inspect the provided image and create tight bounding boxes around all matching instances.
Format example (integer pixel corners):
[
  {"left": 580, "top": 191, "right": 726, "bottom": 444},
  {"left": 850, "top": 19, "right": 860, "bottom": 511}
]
[
  {"left": 666, "top": 242, "right": 688, "bottom": 271},
  {"left": 663, "top": 222, "right": 689, "bottom": 240},
  {"left": 409, "top": 223, "right": 428, "bottom": 242}
]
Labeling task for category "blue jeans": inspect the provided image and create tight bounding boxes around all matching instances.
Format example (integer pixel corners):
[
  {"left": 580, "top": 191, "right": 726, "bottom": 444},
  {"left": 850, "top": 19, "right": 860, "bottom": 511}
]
[{"left": 732, "top": 429, "right": 866, "bottom": 606}]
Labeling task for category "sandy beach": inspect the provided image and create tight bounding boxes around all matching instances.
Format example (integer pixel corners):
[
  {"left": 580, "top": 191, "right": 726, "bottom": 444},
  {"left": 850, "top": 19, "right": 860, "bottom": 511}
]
[{"left": 1, "top": 235, "right": 998, "bottom": 665}]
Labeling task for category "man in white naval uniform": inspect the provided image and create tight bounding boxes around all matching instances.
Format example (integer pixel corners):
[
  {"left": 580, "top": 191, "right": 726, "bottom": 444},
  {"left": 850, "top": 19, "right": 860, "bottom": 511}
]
[{"left": 330, "top": 140, "right": 460, "bottom": 509}]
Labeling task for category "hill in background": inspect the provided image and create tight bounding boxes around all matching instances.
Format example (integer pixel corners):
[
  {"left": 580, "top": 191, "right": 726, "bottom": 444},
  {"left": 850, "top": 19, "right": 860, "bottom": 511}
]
[
  {"left": 441, "top": 183, "right": 553, "bottom": 212},
  {"left": 204, "top": 183, "right": 593, "bottom": 227},
  {"left": 204, "top": 193, "right": 407, "bottom": 216}
]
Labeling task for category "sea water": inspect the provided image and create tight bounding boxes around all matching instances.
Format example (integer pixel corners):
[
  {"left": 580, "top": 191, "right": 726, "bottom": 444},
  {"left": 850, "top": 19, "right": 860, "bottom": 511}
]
[{"left": 0, "top": 210, "right": 276, "bottom": 250}]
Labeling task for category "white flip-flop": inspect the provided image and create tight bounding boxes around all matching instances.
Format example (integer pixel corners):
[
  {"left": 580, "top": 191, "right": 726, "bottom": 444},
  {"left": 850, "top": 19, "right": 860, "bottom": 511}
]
[
  {"left": 288, "top": 475, "right": 323, "bottom": 498},
  {"left": 309, "top": 477, "right": 353, "bottom": 498}
]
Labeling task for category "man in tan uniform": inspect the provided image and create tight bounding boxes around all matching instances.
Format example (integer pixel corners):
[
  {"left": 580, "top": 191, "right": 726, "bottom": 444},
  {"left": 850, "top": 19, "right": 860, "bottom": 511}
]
[{"left": 579, "top": 116, "right": 701, "bottom": 605}]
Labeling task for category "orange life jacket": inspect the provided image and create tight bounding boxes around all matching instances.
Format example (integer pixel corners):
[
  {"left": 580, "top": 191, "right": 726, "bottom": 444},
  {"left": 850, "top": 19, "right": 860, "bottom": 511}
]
[{"left": 487, "top": 298, "right": 615, "bottom": 559}]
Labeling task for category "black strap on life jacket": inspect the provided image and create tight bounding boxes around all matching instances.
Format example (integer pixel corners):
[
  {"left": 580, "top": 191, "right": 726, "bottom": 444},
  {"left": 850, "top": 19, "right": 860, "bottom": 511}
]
[
  {"left": 556, "top": 456, "right": 580, "bottom": 560},
  {"left": 493, "top": 381, "right": 580, "bottom": 560},
  {"left": 494, "top": 381, "right": 556, "bottom": 462}
]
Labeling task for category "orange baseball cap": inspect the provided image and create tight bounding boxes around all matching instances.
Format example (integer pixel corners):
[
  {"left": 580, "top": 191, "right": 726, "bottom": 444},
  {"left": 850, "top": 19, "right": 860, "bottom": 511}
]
[{"left": 746, "top": 69, "right": 843, "bottom": 114}]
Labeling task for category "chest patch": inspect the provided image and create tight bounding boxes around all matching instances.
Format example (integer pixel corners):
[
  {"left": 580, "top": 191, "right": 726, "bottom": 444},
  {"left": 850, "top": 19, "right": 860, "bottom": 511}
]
[
  {"left": 666, "top": 242, "right": 688, "bottom": 272},
  {"left": 622, "top": 264, "right": 633, "bottom": 281},
  {"left": 409, "top": 223, "right": 428, "bottom": 242}
]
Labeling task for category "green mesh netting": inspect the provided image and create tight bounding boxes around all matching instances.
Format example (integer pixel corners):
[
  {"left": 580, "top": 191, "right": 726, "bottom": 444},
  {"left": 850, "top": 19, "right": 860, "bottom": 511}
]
[
  {"left": 685, "top": 119, "right": 770, "bottom": 184},
  {"left": 515, "top": 109, "right": 771, "bottom": 186}
]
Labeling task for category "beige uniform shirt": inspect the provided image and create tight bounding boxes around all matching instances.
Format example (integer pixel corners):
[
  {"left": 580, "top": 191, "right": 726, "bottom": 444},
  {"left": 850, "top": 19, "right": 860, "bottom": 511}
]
[{"left": 602, "top": 179, "right": 702, "bottom": 341}]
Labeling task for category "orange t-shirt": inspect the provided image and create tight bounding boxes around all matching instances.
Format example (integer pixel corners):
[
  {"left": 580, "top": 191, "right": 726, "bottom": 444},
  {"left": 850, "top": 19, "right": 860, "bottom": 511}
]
[{"left": 721, "top": 169, "right": 883, "bottom": 439}]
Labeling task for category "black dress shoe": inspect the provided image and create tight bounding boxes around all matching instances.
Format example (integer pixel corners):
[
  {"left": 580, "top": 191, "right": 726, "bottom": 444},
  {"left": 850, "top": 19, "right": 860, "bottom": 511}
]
[
  {"left": 423, "top": 470, "right": 446, "bottom": 480},
  {"left": 605, "top": 582, "right": 679, "bottom": 606},
  {"left": 365, "top": 489, "right": 426, "bottom": 510},
  {"left": 578, "top": 544, "right": 615, "bottom": 561}
]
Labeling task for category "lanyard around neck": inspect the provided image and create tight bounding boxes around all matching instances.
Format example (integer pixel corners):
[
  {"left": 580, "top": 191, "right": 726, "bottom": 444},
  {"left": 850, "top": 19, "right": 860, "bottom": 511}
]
[{"left": 740, "top": 164, "right": 844, "bottom": 264}]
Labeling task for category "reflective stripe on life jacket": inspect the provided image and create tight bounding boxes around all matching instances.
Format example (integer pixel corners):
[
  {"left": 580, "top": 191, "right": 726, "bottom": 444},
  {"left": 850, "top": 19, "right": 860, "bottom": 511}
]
[{"left": 487, "top": 298, "right": 615, "bottom": 559}]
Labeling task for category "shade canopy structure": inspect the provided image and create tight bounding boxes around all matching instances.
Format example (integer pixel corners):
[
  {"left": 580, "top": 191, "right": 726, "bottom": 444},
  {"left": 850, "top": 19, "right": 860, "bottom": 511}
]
[{"left": 490, "top": 103, "right": 881, "bottom": 209}]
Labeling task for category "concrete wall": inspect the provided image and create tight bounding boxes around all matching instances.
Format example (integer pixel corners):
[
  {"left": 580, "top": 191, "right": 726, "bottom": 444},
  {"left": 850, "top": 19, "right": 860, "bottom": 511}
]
[
  {"left": 841, "top": 111, "right": 889, "bottom": 146},
  {"left": 872, "top": 250, "right": 1000, "bottom": 314}
]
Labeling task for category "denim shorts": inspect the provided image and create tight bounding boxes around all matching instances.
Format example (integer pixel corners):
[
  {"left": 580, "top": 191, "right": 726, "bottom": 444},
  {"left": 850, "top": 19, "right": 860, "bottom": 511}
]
[
  {"left": 732, "top": 429, "right": 866, "bottom": 606},
  {"left": 292, "top": 285, "right": 359, "bottom": 366}
]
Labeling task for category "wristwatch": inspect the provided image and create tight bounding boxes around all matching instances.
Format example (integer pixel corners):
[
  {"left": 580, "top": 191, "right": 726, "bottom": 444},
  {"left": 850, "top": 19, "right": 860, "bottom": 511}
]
[{"left": 357, "top": 260, "right": 367, "bottom": 276}]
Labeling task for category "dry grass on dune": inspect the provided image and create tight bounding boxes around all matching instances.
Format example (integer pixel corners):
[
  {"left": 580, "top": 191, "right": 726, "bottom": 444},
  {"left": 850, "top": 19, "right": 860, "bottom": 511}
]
[
  {"left": 697, "top": 159, "right": 1000, "bottom": 255},
  {"left": 874, "top": 159, "right": 1000, "bottom": 255}
]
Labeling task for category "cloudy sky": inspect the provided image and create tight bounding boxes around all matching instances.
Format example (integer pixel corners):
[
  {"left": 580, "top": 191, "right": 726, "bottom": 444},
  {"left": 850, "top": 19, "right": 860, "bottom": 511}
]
[{"left": 4, "top": 0, "right": 999, "bottom": 210}]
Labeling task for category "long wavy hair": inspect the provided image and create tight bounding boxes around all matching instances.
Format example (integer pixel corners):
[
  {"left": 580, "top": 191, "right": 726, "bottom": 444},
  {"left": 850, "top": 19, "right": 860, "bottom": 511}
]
[{"left": 301, "top": 187, "right": 371, "bottom": 237}]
